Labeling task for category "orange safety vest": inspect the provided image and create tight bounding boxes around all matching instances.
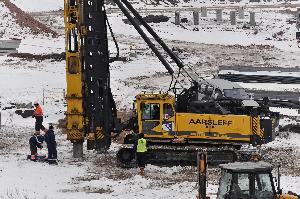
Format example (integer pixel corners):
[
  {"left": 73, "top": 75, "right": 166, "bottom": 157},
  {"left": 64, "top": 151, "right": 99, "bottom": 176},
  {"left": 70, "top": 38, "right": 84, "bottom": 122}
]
[{"left": 34, "top": 105, "right": 43, "bottom": 116}]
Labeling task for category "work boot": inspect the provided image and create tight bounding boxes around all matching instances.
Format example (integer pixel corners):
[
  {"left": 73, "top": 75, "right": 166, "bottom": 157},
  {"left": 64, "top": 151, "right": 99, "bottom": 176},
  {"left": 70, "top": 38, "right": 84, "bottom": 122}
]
[
  {"left": 49, "top": 159, "right": 58, "bottom": 165},
  {"left": 30, "top": 155, "right": 37, "bottom": 162},
  {"left": 52, "top": 160, "right": 58, "bottom": 165}
]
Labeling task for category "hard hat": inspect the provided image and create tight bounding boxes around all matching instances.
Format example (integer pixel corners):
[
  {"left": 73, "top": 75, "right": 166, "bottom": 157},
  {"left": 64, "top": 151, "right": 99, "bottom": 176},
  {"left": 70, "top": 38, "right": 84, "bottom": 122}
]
[{"left": 34, "top": 101, "right": 39, "bottom": 105}]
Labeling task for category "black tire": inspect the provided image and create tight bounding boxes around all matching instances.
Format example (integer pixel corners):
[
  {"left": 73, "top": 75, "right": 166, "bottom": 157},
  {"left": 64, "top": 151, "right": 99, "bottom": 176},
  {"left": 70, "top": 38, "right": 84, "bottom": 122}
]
[{"left": 117, "top": 148, "right": 135, "bottom": 163}]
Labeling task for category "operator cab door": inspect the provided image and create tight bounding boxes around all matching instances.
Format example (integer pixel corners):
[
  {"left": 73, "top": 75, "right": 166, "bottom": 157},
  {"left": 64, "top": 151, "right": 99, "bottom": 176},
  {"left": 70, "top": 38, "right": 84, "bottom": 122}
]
[
  {"left": 162, "top": 103, "right": 175, "bottom": 134},
  {"left": 218, "top": 172, "right": 252, "bottom": 199},
  {"left": 217, "top": 171, "right": 275, "bottom": 199},
  {"left": 140, "top": 102, "right": 161, "bottom": 134}
]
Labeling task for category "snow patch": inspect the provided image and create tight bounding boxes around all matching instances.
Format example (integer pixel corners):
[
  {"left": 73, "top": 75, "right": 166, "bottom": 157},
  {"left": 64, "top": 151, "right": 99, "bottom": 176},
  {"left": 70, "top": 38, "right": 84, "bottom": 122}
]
[{"left": 10, "top": 0, "right": 63, "bottom": 12}]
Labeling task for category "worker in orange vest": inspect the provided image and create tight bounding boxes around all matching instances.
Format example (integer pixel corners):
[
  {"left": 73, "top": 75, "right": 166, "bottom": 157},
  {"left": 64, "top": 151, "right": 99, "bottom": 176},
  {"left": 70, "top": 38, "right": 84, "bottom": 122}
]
[{"left": 32, "top": 101, "right": 46, "bottom": 133}]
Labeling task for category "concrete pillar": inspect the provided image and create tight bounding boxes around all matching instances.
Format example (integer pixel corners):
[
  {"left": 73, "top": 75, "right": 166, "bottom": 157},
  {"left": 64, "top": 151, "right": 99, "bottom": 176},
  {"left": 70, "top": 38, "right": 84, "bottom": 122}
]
[
  {"left": 250, "top": 12, "right": 256, "bottom": 26},
  {"left": 193, "top": 11, "right": 199, "bottom": 25},
  {"left": 73, "top": 142, "right": 83, "bottom": 158},
  {"left": 238, "top": 6, "right": 245, "bottom": 19},
  {"left": 296, "top": 8, "right": 300, "bottom": 30},
  {"left": 201, "top": 7, "right": 207, "bottom": 17},
  {"left": 295, "top": 8, "right": 300, "bottom": 17},
  {"left": 230, "top": 11, "right": 236, "bottom": 25},
  {"left": 216, "top": 9, "right": 222, "bottom": 22},
  {"left": 175, "top": 11, "right": 180, "bottom": 25}
]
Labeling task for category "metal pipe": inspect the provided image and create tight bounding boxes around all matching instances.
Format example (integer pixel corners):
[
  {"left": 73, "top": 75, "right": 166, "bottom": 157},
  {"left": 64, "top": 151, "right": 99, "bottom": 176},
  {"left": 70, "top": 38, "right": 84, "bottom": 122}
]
[
  {"left": 121, "top": 0, "right": 185, "bottom": 70},
  {"left": 113, "top": 0, "right": 174, "bottom": 75},
  {"left": 277, "top": 165, "right": 281, "bottom": 192},
  {"left": 197, "top": 152, "right": 207, "bottom": 199},
  {"left": 182, "top": 67, "right": 197, "bottom": 82},
  {"left": 121, "top": 0, "right": 207, "bottom": 85}
]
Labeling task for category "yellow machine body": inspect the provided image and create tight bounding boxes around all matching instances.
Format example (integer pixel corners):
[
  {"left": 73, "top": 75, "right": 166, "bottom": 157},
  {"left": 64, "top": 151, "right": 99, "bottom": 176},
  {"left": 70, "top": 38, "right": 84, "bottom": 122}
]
[
  {"left": 64, "top": 0, "right": 84, "bottom": 142},
  {"left": 136, "top": 92, "right": 264, "bottom": 143},
  {"left": 279, "top": 194, "right": 299, "bottom": 199}
]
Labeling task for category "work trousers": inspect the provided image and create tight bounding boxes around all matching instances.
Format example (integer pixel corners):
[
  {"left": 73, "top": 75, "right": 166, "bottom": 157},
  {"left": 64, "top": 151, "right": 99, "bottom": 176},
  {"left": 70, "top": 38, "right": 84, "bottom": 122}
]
[
  {"left": 47, "top": 143, "right": 57, "bottom": 163},
  {"left": 136, "top": 152, "right": 146, "bottom": 168},
  {"left": 35, "top": 116, "right": 45, "bottom": 131},
  {"left": 30, "top": 147, "right": 37, "bottom": 161}
]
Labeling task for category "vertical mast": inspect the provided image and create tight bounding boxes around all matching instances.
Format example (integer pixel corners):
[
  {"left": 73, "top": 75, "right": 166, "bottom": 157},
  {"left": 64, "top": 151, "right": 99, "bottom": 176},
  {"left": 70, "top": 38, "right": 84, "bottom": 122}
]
[
  {"left": 65, "top": 0, "right": 114, "bottom": 156},
  {"left": 82, "top": 0, "right": 112, "bottom": 151},
  {"left": 65, "top": 0, "right": 85, "bottom": 157}
]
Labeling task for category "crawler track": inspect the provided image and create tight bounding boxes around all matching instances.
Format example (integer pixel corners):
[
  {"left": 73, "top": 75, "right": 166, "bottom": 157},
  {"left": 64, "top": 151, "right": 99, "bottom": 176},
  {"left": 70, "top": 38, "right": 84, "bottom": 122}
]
[{"left": 117, "top": 144, "right": 239, "bottom": 167}]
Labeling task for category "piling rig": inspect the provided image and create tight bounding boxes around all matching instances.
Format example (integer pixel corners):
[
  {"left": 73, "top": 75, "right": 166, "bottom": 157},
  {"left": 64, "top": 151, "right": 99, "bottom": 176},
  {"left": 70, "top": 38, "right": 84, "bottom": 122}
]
[{"left": 64, "top": 0, "right": 279, "bottom": 166}]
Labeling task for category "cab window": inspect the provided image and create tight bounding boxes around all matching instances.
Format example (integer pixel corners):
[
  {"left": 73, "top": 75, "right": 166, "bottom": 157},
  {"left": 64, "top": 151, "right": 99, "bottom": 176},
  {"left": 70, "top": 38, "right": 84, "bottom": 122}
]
[
  {"left": 163, "top": 103, "right": 174, "bottom": 118},
  {"left": 236, "top": 173, "right": 250, "bottom": 194},
  {"left": 217, "top": 171, "right": 232, "bottom": 199},
  {"left": 230, "top": 173, "right": 250, "bottom": 198},
  {"left": 206, "top": 85, "right": 214, "bottom": 96},
  {"left": 254, "top": 173, "right": 274, "bottom": 199},
  {"left": 141, "top": 103, "right": 160, "bottom": 120},
  {"left": 200, "top": 84, "right": 206, "bottom": 93}
]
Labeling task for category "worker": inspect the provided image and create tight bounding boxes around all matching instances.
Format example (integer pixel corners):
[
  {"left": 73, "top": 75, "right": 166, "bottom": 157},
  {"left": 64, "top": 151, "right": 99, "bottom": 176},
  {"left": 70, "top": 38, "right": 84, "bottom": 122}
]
[
  {"left": 32, "top": 101, "right": 46, "bottom": 133},
  {"left": 152, "top": 104, "right": 160, "bottom": 120},
  {"left": 29, "top": 132, "right": 43, "bottom": 161},
  {"left": 44, "top": 125, "right": 58, "bottom": 165},
  {"left": 135, "top": 133, "right": 148, "bottom": 176}
]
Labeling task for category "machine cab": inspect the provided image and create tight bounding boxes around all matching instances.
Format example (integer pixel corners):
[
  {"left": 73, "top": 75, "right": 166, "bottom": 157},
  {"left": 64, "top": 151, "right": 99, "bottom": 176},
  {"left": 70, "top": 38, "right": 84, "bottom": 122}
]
[
  {"left": 217, "top": 161, "right": 276, "bottom": 199},
  {"left": 135, "top": 92, "right": 176, "bottom": 137}
]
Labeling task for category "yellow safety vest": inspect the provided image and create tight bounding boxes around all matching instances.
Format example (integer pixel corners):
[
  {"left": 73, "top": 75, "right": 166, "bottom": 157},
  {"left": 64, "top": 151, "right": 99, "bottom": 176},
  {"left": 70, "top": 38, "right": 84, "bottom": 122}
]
[{"left": 137, "top": 138, "right": 147, "bottom": 153}]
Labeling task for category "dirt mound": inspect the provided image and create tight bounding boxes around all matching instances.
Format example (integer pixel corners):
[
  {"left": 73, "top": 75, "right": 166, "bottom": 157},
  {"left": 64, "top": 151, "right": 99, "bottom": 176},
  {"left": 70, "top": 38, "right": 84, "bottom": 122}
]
[
  {"left": 142, "top": 0, "right": 180, "bottom": 6},
  {"left": 143, "top": 15, "right": 169, "bottom": 23},
  {"left": 107, "top": 0, "right": 179, "bottom": 5},
  {"left": 279, "top": 124, "right": 300, "bottom": 134},
  {"left": 1, "top": 0, "right": 58, "bottom": 37},
  {"left": 8, "top": 52, "right": 65, "bottom": 62},
  {"left": 15, "top": 109, "right": 34, "bottom": 118},
  {"left": 57, "top": 118, "right": 67, "bottom": 134},
  {"left": 123, "top": 14, "right": 169, "bottom": 25}
]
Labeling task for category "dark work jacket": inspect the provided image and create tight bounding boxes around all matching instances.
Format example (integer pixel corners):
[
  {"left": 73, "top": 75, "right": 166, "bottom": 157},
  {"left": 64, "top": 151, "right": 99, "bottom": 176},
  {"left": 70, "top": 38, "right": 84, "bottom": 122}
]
[
  {"left": 44, "top": 129, "right": 56, "bottom": 148},
  {"left": 29, "top": 135, "right": 43, "bottom": 150}
]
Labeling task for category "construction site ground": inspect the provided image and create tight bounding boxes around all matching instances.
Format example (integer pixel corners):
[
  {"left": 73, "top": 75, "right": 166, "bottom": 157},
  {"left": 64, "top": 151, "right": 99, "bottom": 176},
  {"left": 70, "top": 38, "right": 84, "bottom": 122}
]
[{"left": 0, "top": 0, "right": 300, "bottom": 198}]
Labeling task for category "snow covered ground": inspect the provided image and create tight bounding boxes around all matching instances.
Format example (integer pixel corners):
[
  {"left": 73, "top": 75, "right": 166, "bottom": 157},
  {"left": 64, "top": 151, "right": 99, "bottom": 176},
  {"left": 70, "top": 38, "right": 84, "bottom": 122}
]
[
  {"left": 10, "top": 0, "right": 63, "bottom": 12},
  {"left": 9, "top": 0, "right": 300, "bottom": 12},
  {"left": 0, "top": 126, "right": 299, "bottom": 198},
  {"left": 108, "top": 9, "right": 300, "bottom": 52},
  {"left": 0, "top": 0, "right": 300, "bottom": 198}
]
